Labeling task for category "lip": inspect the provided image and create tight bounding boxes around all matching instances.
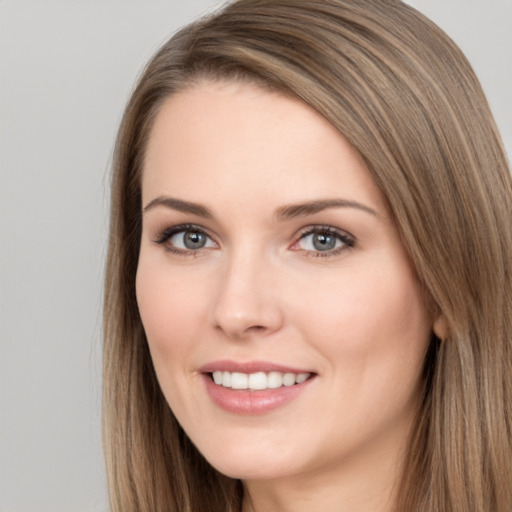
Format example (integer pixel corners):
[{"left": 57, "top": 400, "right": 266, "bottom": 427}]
[
  {"left": 198, "top": 360, "right": 316, "bottom": 415},
  {"left": 198, "top": 359, "right": 314, "bottom": 374}
]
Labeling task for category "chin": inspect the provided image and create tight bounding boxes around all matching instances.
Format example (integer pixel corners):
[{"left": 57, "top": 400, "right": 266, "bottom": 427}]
[
  {"left": 196, "top": 436, "right": 300, "bottom": 481},
  {"left": 208, "top": 458, "right": 294, "bottom": 481}
]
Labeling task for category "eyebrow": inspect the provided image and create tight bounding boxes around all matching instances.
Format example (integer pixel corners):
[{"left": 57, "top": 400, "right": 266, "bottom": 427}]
[
  {"left": 275, "top": 198, "right": 378, "bottom": 221},
  {"left": 143, "top": 195, "right": 378, "bottom": 220},
  {"left": 143, "top": 196, "right": 213, "bottom": 217}
]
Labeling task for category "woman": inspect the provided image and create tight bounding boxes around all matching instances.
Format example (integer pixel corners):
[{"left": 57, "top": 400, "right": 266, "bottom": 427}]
[{"left": 103, "top": 0, "right": 512, "bottom": 510}]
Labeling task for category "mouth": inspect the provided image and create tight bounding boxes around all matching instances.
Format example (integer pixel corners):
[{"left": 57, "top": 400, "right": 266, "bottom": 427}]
[
  {"left": 209, "top": 370, "right": 312, "bottom": 390},
  {"left": 199, "top": 361, "right": 316, "bottom": 414}
]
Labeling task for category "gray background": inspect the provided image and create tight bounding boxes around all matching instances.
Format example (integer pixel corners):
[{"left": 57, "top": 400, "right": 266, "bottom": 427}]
[{"left": 1, "top": 1, "right": 510, "bottom": 511}]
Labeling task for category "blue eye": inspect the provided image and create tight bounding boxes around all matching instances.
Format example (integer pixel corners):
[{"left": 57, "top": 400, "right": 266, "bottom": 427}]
[
  {"left": 172, "top": 230, "right": 209, "bottom": 249},
  {"left": 295, "top": 227, "right": 354, "bottom": 256},
  {"left": 155, "top": 225, "right": 216, "bottom": 252}
]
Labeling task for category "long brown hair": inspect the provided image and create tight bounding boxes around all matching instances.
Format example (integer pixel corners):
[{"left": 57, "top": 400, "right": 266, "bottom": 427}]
[{"left": 103, "top": 1, "right": 512, "bottom": 510}]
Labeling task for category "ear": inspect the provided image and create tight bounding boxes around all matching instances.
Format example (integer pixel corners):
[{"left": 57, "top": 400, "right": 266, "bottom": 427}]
[{"left": 433, "top": 314, "right": 449, "bottom": 341}]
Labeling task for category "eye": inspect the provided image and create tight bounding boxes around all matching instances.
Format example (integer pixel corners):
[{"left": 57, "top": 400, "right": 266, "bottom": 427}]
[
  {"left": 154, "top": 224, "right": 217, "bottom": 253},
  {"left": 292, "top": 226, "right": 354, "bottom": 256},
  {"left": 172, "top": 230, "right": 212, "bottom": 250}
]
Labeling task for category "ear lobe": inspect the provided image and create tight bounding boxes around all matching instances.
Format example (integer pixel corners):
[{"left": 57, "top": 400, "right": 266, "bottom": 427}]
[{"left": 433, "top": 314, "right": 449, "bottom": 341}]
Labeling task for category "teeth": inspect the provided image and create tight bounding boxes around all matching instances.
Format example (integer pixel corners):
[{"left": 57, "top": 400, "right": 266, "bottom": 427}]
[
  {"left": 268, "top": 371, "right": 283, "bottom": 389},
  {"left": 295, "top": 373, "right": 309, "bottom": 384},
  {"left": 211, "top": 370, "right": 310, "bottom": 390},
  {"left": 231, "top": 372, "right": 248, "bottom": 389},
  {"left": 213, "top": 371, "right": 223, "bottom": 385},
  {"left": 222, "top": 371, "right": 231, "bottom": 388},
  {"left": 283, "top": 373, "right": 296, "bottom": 386},
  {"left": 248, "top": 372, "right": 267, "bottom": 390}
]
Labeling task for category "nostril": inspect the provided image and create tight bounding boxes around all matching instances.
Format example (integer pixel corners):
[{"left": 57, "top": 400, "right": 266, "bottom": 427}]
[{"left": 210, "top": 289, "right": 284, "bottom": 338}]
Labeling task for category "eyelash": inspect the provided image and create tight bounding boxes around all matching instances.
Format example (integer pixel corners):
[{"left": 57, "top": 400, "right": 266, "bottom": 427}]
[
  {"left": 153, "top": 224, "right": 214, "bottom": 256},
  {"left": 153, "top": 223, "right": 355, "bottom": 258},
  {"left": 294, "top": 225, "right": 355, "bottom": 258}
]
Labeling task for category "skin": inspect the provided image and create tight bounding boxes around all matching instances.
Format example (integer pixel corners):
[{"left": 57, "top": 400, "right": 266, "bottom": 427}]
[{"left": 136, "top": 80, "right": 438, "bottom": 512}]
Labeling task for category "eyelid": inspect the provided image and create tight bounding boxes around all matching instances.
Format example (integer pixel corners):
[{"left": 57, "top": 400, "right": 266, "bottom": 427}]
[
  {"left": 290, "top": 225, "right": 355, "bottom": 256},
  {"left": 151, "top": 222, "right": 355, "bottom": 258},
  {"left": 153, "top": 223, "right": 218, "bottom": 252}
]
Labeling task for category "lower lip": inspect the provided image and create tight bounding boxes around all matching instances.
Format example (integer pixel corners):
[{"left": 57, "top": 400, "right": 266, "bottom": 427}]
[{"left": 202, "top": 374, "right": 314, "bottom": 415}]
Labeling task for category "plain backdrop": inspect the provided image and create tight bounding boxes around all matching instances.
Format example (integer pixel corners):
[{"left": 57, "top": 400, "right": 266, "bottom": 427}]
[{"left": 0, "top": 1, "right": 510, "bottom": 511}]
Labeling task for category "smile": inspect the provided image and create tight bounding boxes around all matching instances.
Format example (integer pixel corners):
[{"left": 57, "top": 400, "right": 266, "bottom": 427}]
[
  {"left": 199, "top": 363, "right": 316, "bottom": 414},
  {"left": 211, "top": 371, "right": 311, "bottom": 390}
]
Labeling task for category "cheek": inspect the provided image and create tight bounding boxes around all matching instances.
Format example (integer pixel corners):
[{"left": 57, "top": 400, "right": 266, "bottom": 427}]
[
  {"left": 289, "top": 259, "right": 432, "bottom": 449},
  {"left": 135, "top": 259, "right": 207, "bottom": 365},
  {"left": 135, "top": 258, "right": 213, "bottom": 420},
  {"left": 293, "top": 257, "right": 431, "bottom": 376}
]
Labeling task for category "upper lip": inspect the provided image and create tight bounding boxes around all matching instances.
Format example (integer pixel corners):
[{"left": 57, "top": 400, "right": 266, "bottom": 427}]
[{"left": 198, "top": 360, "right": 315, "bottom": 374}]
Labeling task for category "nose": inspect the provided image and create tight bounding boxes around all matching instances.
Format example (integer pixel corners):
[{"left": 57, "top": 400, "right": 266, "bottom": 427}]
[{"left": 210, "top": 250, "right": 284, "bottom": 340}]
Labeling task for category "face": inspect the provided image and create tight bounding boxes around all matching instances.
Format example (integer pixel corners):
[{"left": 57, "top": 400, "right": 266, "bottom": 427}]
[{"left": 136, "top": 80, "right": 434, "bottom": 484}]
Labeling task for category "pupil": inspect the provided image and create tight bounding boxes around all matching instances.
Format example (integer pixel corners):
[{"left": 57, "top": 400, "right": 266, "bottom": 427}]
[
  {"left": 184, "top": 231, "right": 206, "bottom": 249},
  {"left": 313, "top": 233, "right": 335, "bottom": 251}
]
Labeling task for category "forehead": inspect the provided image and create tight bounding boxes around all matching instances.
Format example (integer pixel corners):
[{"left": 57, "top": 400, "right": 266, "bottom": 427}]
[{"left": 142, "top": 80, "right": 387, "bottom": 214}]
